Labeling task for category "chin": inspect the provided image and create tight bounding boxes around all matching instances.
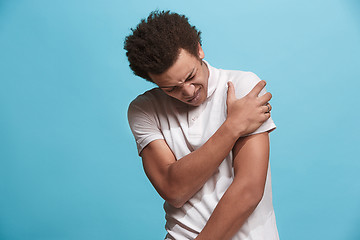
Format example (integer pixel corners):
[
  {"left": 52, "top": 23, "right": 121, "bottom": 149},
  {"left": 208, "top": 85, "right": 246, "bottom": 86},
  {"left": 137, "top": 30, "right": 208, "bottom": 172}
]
[{"left": 187, "top": 99, "right": 204, "bottom": 107}]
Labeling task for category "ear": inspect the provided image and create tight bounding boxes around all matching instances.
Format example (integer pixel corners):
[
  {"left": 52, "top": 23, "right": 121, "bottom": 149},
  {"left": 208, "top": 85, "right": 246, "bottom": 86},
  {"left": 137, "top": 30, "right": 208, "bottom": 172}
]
[{"left": 198, "top": 43, "right": 205, "bottom": 59}]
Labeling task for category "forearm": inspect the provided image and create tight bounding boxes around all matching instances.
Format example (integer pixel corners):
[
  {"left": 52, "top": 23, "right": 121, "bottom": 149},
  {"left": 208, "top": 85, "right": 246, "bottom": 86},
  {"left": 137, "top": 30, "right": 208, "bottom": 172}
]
[
  {"left": 195, "top": 180, "right": 261, "bottom": 240},
  {"left": 195, "top": 133, "right": 270, "bottom": 239},
  {"left": 165, "top": 119, "right": 244, "bottom": 207}
]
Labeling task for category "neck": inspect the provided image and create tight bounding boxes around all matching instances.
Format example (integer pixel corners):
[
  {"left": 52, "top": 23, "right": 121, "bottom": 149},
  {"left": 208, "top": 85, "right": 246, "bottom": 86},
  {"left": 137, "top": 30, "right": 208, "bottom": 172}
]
[{"left": 201, "top": 60, "right": 210, "bottom": 81}]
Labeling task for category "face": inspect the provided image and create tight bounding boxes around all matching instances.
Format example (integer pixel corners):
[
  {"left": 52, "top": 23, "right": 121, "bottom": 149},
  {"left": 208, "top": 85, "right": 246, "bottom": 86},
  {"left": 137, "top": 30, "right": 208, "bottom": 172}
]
[{"left": 149, "top": 46, "right": 209, "bottom": 106}]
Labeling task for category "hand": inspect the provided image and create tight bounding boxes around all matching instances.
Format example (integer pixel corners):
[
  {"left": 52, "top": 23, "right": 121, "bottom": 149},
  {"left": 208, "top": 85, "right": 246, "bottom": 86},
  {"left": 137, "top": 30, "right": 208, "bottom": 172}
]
[{"left": 226, "top": 80, "right": 272, "bottom": 137}]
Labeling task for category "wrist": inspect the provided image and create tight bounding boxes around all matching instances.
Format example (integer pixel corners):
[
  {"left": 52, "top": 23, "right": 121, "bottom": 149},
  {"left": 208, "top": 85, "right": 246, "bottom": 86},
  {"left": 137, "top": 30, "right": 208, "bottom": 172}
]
[{"left": 223, "top": 119, "right": 245, "bottom": 140}]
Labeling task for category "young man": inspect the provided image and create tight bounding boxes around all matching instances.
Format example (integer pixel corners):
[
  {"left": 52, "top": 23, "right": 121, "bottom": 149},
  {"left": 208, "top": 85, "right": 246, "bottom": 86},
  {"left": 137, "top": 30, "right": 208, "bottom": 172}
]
[{"left": 125, "top": 10, "right": 279, "bottom": 240}]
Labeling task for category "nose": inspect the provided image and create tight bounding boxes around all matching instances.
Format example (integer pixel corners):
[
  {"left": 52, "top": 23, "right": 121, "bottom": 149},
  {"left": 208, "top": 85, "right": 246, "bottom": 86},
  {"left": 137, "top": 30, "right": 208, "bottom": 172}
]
[{"left": 181, "top": 83, "right": 195, "bottom": 97}]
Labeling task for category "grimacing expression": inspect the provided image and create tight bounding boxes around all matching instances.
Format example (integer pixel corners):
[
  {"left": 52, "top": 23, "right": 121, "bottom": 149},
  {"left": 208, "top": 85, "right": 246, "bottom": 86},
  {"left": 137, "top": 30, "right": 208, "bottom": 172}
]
[{"left": 149, "top": 46, "right": 209, "bottom": 106}]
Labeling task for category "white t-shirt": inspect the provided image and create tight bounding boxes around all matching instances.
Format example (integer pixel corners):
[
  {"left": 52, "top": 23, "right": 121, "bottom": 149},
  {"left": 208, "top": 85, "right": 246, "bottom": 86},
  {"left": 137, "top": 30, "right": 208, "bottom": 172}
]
[{"left": 128, "top": 61, "right": 279, "bottom": 240}]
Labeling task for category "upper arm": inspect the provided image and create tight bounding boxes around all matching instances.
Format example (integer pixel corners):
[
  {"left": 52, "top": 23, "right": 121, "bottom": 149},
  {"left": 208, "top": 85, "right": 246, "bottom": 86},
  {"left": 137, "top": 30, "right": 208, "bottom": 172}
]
[
  {"left": 140, "top": 139, "right": 177, "bottom": 200},
  {"left": 232, "top": 132, "right": 270, "bottom": 197},
  {"left": 128, "top": 97, "right": 177, "bottom": 201},
  {"left": 127, "top": 96, "right": 164, "bottom": 155}
]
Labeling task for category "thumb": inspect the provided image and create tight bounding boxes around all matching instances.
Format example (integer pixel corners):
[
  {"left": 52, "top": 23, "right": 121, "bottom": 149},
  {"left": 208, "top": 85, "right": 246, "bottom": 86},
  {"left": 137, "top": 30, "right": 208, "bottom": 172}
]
[{"left": 227, "top": 81, "right": 235, "bottom": 103}]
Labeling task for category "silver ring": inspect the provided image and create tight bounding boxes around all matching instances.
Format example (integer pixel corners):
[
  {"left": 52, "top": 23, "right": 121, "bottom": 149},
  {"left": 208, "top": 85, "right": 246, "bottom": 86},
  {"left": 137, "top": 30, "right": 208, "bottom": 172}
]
[{"left": 266, "top": 103, "right": 270, "bottom": 113}]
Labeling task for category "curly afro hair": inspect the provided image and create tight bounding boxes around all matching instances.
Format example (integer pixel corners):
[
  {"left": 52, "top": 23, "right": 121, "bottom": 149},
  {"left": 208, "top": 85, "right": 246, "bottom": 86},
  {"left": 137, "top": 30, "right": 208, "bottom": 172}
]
[{"left": 124, "top": 10, "right": 202, "bottom": 82}]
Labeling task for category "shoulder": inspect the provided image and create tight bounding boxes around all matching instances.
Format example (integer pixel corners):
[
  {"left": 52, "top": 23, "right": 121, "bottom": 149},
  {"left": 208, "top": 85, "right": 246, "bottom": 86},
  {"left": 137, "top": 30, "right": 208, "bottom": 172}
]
[
  {"left": 127, "top": 88, "right": 162, "bottom": 124},
  {"left": 222, "top": 69, "right": 260, "bottom": 85},
  {"left": 209, "top": 63, "right": 260, "bottom": 87},
  {"left": 128, "top": 87, "right": 169, "bottom": 114},
  {"left": 219, "top": 68, "right": 262, "bottom": 98},
  {"left": 129, "top": 88, "right": 163, "bottom": 108},
  {"left": 128, "top": 87, "right": 183, "bottom": 125}
]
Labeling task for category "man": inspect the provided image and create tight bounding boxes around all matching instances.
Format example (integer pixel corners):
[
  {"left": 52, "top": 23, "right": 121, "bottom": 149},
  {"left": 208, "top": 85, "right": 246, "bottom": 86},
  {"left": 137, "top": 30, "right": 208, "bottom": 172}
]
[{"left": 125, "top": 10, "right": 279, "bottom": 240}]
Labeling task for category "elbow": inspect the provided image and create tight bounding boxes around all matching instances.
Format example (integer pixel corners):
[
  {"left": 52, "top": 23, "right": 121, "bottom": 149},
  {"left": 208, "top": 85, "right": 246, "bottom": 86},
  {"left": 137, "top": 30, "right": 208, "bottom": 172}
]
[
  {"left": 161, "top": 185, "right": 188, "bottom": 208},
  {"left": 167, "top": 198, "right": 186, "bottom": 209},
  {"left": 235, "top": 183, "right": 265, "bottom": 210},
  {"left": 250, "top": 189, "right": 264, "bottom": 207},
  {"left": 246, "top": 187, "right": 265, "bottom": 209}
]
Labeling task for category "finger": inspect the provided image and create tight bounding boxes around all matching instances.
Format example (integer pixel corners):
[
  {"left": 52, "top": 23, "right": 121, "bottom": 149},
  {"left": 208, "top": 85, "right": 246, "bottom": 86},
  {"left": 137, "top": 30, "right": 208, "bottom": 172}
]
[
  {"left": 264, "top": 112, "right": 271, "bottom": 120},
  {"left": 227, "top": 81, "right": 236, "bottom": 102},
  {"left": 248, "top": 80, "right": 266, "bottom": 97},
  {"left": 261, "top": 104, "right": 271, "bottom": 113},
  {"left": 258, "top": 92, "right": 272, "bottom": 105},
  {"left": 263, "top": 103, "right": 272, "bottom": 112},
  {"left": 259, "top": 110, "right": 271, "bottom": 122}
]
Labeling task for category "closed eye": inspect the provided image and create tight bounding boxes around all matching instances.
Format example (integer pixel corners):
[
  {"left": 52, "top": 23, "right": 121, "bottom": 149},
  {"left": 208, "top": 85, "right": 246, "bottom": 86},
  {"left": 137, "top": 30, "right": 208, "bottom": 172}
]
[
  {"left": 184, "top": 73, "right": 196, "bottom": 83},
  {"left": 165, "top": 87, "right": 176, "bottom": 93}
]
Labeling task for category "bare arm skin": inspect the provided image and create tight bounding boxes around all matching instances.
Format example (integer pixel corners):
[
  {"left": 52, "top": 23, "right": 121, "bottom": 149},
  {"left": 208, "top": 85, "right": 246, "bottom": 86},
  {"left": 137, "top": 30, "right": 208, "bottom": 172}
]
[
  {"left": 140, "top": 80, "right": 272, "bottom": 208},
  {"left": 195, "top": 132, "right": 270, "bottom": 240}
]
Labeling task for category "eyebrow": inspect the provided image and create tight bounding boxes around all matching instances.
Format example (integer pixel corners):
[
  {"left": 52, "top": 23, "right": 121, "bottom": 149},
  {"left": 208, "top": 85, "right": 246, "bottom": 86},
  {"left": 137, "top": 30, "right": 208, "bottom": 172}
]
[{"left": 159, "top": 68, "right": 195, "bottom": 89}]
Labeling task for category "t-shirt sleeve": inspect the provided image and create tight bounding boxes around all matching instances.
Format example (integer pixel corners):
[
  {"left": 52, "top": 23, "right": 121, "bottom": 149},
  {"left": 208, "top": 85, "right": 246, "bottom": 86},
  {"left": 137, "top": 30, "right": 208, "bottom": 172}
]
[
  {"left": 233, "top": 72, "right": 276, "bottom": 136},
  {"left": 127, "top": 96, "right": 164, "bottom": 155}
]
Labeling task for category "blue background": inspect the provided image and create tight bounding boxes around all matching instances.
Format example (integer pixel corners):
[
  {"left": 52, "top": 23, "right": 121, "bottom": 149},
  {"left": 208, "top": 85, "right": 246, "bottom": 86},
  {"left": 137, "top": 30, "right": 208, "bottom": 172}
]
[{"left": 1, "top": 0, "right": 359, "bottom": 239}]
